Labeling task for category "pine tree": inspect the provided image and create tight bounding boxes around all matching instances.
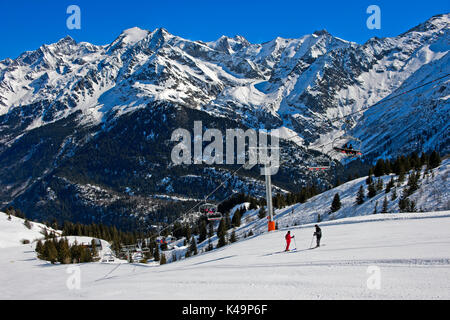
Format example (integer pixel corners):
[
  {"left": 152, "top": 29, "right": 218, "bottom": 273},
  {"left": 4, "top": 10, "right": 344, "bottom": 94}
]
[
  {"left": 58, "top": 238, "right": 71, "bottom": 264},
  {"left": 399, "top": 197, "right": 416, "bottom": 213},
  {"left": 381, "top": 196, "right": 388, "bottom": 213},
  {"left": 366, "top": 168, "right": 373, "bottom": 185},
  {"left": 153, "top": 244, "right": 160, "bottom": 261},
  {"left": 207, "top": 238, "right": 213, "bottom": 252},
  {"left": 398, "top": 165, "right": 406, "bottom": 184},
  {"left": 217, "top": 219, "right": 227, "bottom": 248},
  {"left": 258, "top": 206, "right": 267, "bottom": 219},
  {"left": 420, "top": 152, "right": 428, "bottom": 167},
  {"left": 160, "top": 253, "right": 167, "bottom": 265},
  {"left": 249, "top": 198, "right": 258, "bottom": 210},
  {"left": 35, "top": 240, "right": 43, "bottom": 255},
  {"left": 225, "top": 212, "right": 232, "bottom": 230},
  {"left": 408, "top": 199, "right": 417, "bottom": 212},
  {"left": 41, "top": 229, "right": 49, "bottom": 239},
  {"left": 111, "top": 239, "right": 121, "bottom": 256},
  {"left": 330, "top": 193, "right": 341, "bottom": 213},
  {"left": 189, "top": 236, "right": 198, "bottom": 255},
  {"left": 399, "top": 196, "right": 407, "bottom": 212},
  {"left": 374, "top": 159, "right": 386, "bottom": 177},
  {"left": 230, "top": 231, "right": 237, "bottom": 243},
  {"left": 405, "top": 170, "right": 420, "bottom": 196},
  {"left": 38, "top": 241, "right": 49, "bottom": 261},
  {"left": 184, "top": 224, "right": 191, "bottom": 242},
  {"left": 413, "top": 152, "right": 422, "bottom": 170},
  {"left": 23, "top": 219, "right": 32, "bottom": 230},
  {"left": 272, "top": 195, "right": 278, "bottom": 209},
  {"left": 373, "top": 201, "right": 378, "bottom": 214},
  {"left": 367, "top": 182, "right": 377, "bottom": 198},
  {"left": 428, "top": 150, "right": 441, "bottom": 169},
  {"left": 69, "top": 241, "right": 81, "bottom": 263},
  {"left": 402, "top": 155, "right": 411, "bottom": 172},
  {"left": 91, "top": 239, "right": 98, "bottom": 260},
  {"left": 207, "top": 222, "right": 214, "bottom": 238},
  {"left": 385, "top": 177, "right": 395, "bottom": 194},
  {"left": 384, "top": 159, "right": 392, "bottom": 174},
  {"left": 391, "top": 187, "right": 398, "bottom": 201},
  {"left": 376, "top": 178, "right": 383, "bottom": 191},
  {"left": 144, "top": 248, "right": 152, "bottom": 261},
  {"left": 81, "top": 247, "right": 93, "bottom": 263},
  {"left": 231, "top": 210, "right": 241, "bottom": 228},
  {"left": 366, "top": 173, "right": 373, "bottom": 185},
  {"left": 45, "top": 240, "right": 58, "bottom": 264},
  {"left": 356, "top": 185, "right": 365, "bottom": 205},
  {"left": 198, "top": 221, "right": 207, "bottom": 243}
]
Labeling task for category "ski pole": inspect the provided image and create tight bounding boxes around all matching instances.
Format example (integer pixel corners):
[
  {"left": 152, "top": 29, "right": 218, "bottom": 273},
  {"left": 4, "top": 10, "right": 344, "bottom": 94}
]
[
  {"left": 293, "top": 237, "right": 297, "bottom": 250},
  {"left": 309, "top": 234, "right": 314, "bottom": 248}
]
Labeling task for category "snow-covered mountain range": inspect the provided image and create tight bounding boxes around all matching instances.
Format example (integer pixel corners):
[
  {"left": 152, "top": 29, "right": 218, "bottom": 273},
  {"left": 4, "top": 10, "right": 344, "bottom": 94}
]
[{"left": 0, "top": 14, "right": 448, "bottom": 228}]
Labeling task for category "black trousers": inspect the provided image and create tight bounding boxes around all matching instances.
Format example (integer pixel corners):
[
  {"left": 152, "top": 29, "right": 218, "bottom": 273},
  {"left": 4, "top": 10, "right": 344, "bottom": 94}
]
[{"left": 316, "top": 236, "right": 321, "bottom": 247}]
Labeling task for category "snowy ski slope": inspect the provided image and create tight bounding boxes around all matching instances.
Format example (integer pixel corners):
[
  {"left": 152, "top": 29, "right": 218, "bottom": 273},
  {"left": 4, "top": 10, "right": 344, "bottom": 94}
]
[
  {"left": 0, "top": 211, "right": 449, "bottom": 299},
  {"left": 0, "top": 160, "right": 448, "bottom": 299},
  {"left": 191, "top": 158, "right": 449, "bottom": 253}
]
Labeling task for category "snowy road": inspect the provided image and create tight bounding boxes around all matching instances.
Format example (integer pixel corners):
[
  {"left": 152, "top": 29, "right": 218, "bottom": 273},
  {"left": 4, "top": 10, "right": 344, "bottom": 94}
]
[{"left": 1, "top": 211, "right": 449, "bottom": 299}]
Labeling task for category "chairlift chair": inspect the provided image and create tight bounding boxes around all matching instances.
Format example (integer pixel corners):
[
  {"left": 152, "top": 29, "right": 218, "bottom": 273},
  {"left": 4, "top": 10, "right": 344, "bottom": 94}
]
[
  {"left": 307, "top": 147, "right": 331, "bottom": 171},
  {"left": 199, "top": 203, "right": 222, "bottom": 221},
  {"left": 332, "top": 135, "right": 363, "bottom": 157}
]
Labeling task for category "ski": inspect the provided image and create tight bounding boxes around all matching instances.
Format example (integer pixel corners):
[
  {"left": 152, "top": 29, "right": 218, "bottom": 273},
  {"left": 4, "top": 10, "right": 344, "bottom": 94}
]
[{"left": 308, "top": 244, "right": 326, "bottom": 250}]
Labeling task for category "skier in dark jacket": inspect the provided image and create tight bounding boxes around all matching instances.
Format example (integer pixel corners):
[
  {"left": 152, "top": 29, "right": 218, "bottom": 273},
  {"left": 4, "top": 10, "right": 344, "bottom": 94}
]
[
  {"left": 285, "top": 231, "right": 295, "bottom": 251},
  {"left": 313, "top": 225, "right": 322, "bottom": 247}
]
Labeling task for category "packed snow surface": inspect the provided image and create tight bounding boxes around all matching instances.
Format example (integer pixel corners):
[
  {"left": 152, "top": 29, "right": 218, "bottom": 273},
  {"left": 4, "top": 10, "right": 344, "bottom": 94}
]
[
  {"left": 1, "top": 211, "right": 449, "bottom": 299},
  {"left": 0, "top": 213, "right": 60, "bottom": 248}
]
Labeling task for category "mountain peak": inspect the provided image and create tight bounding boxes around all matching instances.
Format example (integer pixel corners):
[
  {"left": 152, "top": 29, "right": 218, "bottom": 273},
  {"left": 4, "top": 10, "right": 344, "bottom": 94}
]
[
  {"left": 150, "top": 27, "right": 173, "bottom": 41},
  {"left": 107, "top": 27, "right": 150, "bottom": 51},
  {"left": 57, "top": 35, "right": 77, "bottom": 46},
  {"left": 153, "top": 27, "right": 169, "bottom": 34},
  {"left": 313, "top": 29, "right": 330, "bottom": 37},
  {"left": 121, "top": 27, "right": 150, "bottom": 44},
  {"left": 401, "top": 13, "right": 450, "bottom": 36},
  {"left": 208, "top": 34, "right": 250, "bottom": 53}
]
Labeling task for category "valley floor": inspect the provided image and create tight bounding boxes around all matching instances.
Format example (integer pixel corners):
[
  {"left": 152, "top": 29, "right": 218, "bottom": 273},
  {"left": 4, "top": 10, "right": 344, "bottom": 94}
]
[{"left": 1, "top": 211, "right": 450, "bottom": 299}]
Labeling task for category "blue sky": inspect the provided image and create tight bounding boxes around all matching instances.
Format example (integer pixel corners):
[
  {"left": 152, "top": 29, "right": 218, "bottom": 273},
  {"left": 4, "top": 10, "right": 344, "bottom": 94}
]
[{"left": 1, "top": 0, "right": 448, "bottom": 60}]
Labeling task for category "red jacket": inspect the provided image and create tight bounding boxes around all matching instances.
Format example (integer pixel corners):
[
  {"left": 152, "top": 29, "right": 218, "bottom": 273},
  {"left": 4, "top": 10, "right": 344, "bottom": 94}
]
[{"left": 285, "top": 233, "right": 293, "bottom": 242}]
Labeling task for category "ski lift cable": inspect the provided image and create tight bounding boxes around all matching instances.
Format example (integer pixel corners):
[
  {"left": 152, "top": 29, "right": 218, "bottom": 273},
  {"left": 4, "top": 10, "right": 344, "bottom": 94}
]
[
  {"left": 104, "top": 166, "right": 250, "bottom": 265},
  {"left": 202, "top": 164, "right": 246, "bottom": 204},
  {"left": 147, "top": 163, "right": 248, "bottom": 241},
  {"left": 284, "top": 73, "right": 450, "bottom": 150}
]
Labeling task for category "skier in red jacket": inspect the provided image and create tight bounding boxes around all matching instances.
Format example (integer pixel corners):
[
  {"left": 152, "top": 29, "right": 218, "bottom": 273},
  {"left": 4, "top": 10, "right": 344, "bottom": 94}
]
[{"left": 285, "top": 231, "right": 295, "bottom": 251}]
